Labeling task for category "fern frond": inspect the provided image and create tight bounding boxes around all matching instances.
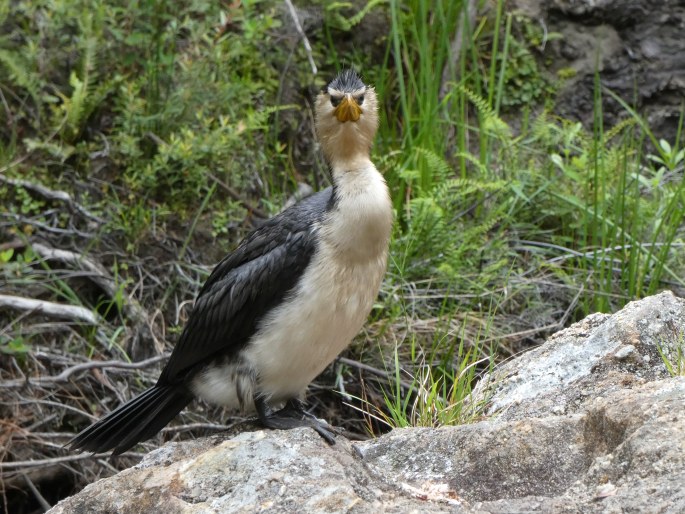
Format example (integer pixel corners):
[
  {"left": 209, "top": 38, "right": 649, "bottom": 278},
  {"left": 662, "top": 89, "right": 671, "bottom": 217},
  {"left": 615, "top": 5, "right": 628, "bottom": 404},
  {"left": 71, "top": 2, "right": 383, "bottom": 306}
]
[
  {"left": 454, "top": 84, "right": 511, "bottom": 140},
  {"left": 415, "top": 147, "right": 452, "bottom": 183},
  {"left": 57, "top": 8, "right": 106, "bottom": 142},
  {"left": 449, "top": 152, "right": 489, "bottom": 175},
  {"left": 433, "top": 178, "right": 507, "bottom": 206},
  {"left": 605, "top": 118, "right": 637, "bottom": 143},
  {"left": 0, "top": 48, "right": 40, "bottom": 102},
  {"left": 63, "top": 71, "right": 87, "bottom": 141},
  {"left": 346, "top": 0, "right": 387, "bottom": 27},
  {"left": 243, "top": 104, "right": 296, "bottom": 131},
  {"left": 325, "top": 0, "right": 387, "bottom": 31}
]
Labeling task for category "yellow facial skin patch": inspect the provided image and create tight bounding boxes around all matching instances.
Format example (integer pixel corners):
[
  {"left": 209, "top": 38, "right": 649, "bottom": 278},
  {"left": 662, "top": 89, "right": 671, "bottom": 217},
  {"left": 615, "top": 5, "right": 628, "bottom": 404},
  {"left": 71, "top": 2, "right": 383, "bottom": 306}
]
[{"left": 334, "top": 96, "right": 362, "bottom": 122}]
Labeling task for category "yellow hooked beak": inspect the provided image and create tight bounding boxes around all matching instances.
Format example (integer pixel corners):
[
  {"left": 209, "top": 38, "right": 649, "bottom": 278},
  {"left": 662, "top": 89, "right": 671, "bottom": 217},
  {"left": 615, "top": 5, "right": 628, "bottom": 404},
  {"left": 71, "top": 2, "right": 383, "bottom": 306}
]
[{"left": 334, "top": 95, "right": 362, "bottom": 122}]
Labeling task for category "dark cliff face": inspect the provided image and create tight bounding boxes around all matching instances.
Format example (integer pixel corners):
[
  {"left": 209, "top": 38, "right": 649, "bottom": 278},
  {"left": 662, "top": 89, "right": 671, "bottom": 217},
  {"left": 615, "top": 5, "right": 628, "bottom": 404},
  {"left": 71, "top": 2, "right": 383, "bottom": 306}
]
[{"left": 518, "top": 0, "right": 685, "bottom": 144}]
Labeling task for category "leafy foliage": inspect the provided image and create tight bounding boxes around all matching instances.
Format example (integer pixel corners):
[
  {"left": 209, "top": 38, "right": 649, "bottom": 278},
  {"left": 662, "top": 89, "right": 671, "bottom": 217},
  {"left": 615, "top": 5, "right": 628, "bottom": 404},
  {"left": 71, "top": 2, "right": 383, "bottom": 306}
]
[
  {"left": 365, "top": 0, "right": 685, "bottom": 428},
  {"left": 0, "top": 0, "right": 298, "bottom": 217},
  {"left": 394, "top": 147, "right": 509, "bottom": 283}
]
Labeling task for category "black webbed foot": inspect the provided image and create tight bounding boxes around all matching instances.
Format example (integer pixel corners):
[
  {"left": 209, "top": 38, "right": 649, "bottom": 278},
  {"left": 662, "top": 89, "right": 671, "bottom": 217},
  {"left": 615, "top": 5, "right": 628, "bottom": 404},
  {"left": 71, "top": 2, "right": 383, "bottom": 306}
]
[{"left": 255, "top": 397, "right": 339, "bottom": 445}]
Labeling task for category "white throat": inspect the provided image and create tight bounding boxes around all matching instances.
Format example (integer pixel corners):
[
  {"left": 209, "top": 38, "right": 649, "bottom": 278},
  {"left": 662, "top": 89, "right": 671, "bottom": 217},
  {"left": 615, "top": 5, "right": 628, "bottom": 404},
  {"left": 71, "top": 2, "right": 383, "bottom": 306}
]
[{"left": 323, "top": 159, "right": 393, "bottom": 264}]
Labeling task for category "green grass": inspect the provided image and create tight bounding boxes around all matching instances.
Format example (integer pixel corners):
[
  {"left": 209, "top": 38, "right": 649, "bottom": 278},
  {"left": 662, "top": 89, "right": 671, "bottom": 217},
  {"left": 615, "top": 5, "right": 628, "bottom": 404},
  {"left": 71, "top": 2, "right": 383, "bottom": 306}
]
[
  {"left": 657, "top": 330, "right": 685, "bottom": 377},
  {"left": 373, "top": 313, "right": 496, "bottom": 429}
]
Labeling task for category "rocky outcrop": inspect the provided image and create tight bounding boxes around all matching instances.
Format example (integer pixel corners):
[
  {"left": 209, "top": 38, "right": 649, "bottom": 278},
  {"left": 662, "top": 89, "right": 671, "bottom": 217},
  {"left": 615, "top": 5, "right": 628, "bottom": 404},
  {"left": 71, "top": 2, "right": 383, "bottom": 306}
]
[
  {"left": 514, "top": 0, "right": 685, "bottom": 143},
  {"left": 49, "top": 292, "right": 685, "bottom": 513}
]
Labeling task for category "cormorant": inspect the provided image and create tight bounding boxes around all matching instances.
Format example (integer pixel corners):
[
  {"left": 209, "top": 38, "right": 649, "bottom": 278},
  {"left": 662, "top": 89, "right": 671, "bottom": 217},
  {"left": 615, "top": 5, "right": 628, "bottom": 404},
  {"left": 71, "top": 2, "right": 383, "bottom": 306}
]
[{"left": 68, "top": 69, "right": 392, "bottom": 455}]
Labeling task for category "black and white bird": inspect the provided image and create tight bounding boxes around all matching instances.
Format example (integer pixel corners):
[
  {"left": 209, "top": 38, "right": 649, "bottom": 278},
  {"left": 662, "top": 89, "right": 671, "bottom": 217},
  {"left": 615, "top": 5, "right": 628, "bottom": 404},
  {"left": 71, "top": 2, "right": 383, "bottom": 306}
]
[{"left": 68, "top": 70, "right": 393, "bottom": 455}]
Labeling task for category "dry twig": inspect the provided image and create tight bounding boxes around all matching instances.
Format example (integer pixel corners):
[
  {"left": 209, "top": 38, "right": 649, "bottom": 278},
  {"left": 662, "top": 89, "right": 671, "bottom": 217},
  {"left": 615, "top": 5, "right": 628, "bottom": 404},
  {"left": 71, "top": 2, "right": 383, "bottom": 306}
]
[
  {"left": 0, "top": 452, "right": 143, "bottom": 471},
  {"left": 21, "top": 473, "right": 51, "bottom": 511},
  {"left": 208, "top": 173, "right": 268, "bottom": 219},
  {"left": 283, "top": 0, "right": 317, "bottom": 76},
  {"left": 0, "top": 294, "right": 98, "bottom": 324},
  {"left": 0, "top": 173, "right": 103, "bottom": 223},
  {"left": 31, "top": 242, "right": 149, "bottom": 321},
  {"left": 338, "top": 356, "right": 414, "bottom": 392},
  {"left": 0, "top": 355, "right": 167, "bottom": 389},
  {"left": 30, "top": 241, "right": 156, "bottom": 355}
]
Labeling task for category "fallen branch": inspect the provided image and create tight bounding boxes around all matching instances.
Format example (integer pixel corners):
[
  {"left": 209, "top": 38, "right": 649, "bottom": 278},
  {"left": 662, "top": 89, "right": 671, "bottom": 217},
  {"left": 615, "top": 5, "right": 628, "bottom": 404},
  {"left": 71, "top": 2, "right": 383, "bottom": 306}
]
[
  {"left": 0, "top": 212, "right": 95, "bottom": 238},
  {"left": 31, "top": 242, "right": 155, "bottom": 354},
  {"left": 0, "top": 355, "right": 168, "bottom": 389},
  {"left": 22, "top": 473, "right": 51, "bottom": 511},
  {"left": 31, "top": 242, "right": 144, "bottom": 320},
  {"left": 284, "top": 0, "right": 317, "bottom": 76},
  {"left": 0, "top": 173, "right": 104, "bottom": 223},
  {"left": 0, "top": 294, "right": 98, "bottom": 324},
  {"left": 0, "top": 452, "right": 143, "bottom": 471},
  {"left": 161, "top": 420, "right": 246, "bottom": 434}
]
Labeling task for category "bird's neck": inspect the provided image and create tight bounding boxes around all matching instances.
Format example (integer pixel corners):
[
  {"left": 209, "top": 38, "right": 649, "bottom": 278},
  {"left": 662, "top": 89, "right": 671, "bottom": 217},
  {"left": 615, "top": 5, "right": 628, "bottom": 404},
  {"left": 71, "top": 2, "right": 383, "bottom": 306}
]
[
  {"left": 330, "top": 153, "right": 375, "bottom": 182},
  {"left": 321, "top": 122, "right": 374, "bottom": 175},
  {"left": 323, "top": 156, "right": 392, "bottom": 264}
]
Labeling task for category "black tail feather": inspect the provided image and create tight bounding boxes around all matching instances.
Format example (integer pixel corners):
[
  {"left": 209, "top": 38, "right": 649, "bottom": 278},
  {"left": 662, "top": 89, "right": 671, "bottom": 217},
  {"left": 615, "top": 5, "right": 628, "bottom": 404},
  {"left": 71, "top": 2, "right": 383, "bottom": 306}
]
[
  {"left": 68, "top": 385, "right": 193, "bottom": 455},
  {"left": 76, "top": 387, "right": 167, "bottom": 451}
]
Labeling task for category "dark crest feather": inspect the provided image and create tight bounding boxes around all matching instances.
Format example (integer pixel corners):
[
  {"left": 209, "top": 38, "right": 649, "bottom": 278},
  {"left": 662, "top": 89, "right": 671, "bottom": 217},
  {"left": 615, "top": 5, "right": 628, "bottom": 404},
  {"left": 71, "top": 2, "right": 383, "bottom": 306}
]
[{"left": 328, "top": 69, "right": 365, "bottom": 92}]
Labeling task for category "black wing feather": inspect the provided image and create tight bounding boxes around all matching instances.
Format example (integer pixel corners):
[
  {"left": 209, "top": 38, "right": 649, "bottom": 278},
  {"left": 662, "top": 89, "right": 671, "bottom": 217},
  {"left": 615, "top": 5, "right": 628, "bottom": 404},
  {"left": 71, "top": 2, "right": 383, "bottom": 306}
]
[{"left": 158, "top": 188, "right": 334, "bottom": 384}]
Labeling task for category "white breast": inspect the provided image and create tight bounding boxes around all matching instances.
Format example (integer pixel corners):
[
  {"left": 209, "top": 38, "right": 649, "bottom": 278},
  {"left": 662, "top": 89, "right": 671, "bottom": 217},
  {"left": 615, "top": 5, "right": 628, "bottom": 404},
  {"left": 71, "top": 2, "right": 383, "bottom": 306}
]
[
  {"left": 247, "top": 165, "right": 392, "bottom": 402},
  {"left": 192, "top": 164, "right": 392, "bottom": 410}
]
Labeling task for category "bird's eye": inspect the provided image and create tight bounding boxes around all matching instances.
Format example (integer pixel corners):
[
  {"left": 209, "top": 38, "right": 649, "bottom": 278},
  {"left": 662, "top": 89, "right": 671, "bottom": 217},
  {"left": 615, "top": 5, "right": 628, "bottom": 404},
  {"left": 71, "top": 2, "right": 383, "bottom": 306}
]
[
  {"left": 355, "top": 94, "right": 365, "bottom": 105},
  {"left": 330, "top": 96, "right": 342, "bottom": 107}
]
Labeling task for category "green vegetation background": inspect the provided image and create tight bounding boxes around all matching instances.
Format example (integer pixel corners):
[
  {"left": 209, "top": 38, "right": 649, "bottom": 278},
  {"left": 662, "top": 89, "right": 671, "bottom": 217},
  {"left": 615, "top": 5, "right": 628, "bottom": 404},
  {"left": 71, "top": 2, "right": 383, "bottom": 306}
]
[{"left": 1, "top": 0, "right": 685, "bottom": 488}]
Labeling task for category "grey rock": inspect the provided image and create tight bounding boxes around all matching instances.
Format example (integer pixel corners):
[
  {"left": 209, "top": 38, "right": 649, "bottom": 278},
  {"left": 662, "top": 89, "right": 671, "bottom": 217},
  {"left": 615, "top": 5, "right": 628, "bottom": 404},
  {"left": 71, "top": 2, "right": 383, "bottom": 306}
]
[
  {"left": 49, "top": 292, "right": 685, "bottom": 513},
  {"left": 358, "top": 378, "right": 685, "bottom": 513},
  {"left": 472, "top": 291, "right": 683, "bottom": 421},
  {"left": 50, "top": 428, "right": 465, "bottom": 513}
]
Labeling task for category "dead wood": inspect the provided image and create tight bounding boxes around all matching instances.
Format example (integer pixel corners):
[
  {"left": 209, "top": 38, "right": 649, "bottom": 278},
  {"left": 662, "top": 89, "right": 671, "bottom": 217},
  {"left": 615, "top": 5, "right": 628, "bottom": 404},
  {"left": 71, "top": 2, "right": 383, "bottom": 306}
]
[{"left": 0, "top": 295, "right": 99, "bottom": 324}]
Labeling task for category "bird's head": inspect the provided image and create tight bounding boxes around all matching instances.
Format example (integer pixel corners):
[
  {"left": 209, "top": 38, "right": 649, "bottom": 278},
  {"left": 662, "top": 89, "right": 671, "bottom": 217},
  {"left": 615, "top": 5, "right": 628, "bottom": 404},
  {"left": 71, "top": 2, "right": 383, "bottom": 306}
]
[{"left": 315, "top": 70, "right": 379, "bottom": 166}]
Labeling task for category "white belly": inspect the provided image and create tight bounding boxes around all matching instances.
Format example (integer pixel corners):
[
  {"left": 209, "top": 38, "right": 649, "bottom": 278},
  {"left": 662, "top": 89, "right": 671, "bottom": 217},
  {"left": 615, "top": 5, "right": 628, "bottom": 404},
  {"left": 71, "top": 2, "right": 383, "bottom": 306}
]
[
  {"left": 244, "top": 249, "right": 387, "bottom": 402},
  {"left": 190, "top": 250, "right": 387, "bottom": 411}
]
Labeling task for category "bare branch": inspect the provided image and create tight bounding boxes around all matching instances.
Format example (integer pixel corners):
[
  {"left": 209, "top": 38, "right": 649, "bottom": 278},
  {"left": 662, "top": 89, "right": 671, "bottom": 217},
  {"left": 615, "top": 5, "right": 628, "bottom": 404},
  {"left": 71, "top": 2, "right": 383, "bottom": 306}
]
[
  {"left": 0, "top": 294, "right": 98, "bottom": 324},
  {"left": 22, "top": 473, "right": 52, "bottom": 511},
  {"left": 0, "top": 355, "right": 168, "bottom": 389},
  {"left": 0, "top": 173, "right": 104, "bottom": 223},
  {"left": 161, "top": 420, "right": 245, "bottom": 434},
  {"left": 284, "top": 0, "right": 317, "bottom": 76},
  {"left": 0, "top": 452, "right": 143, "bottom": 471},
  {"left": 0, "top": 211, "right": 95, "bottom": 238},
  {"left": 207, "top": 173, "right": 268, "bottom": 219},
  {"left": 30, "top": 242, "right": 156, "bottom": 353}
]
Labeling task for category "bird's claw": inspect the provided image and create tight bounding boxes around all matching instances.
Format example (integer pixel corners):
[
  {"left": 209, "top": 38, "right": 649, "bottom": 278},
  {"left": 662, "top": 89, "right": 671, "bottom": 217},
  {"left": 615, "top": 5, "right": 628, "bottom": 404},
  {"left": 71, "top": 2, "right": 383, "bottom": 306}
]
[{"left": 255, "top": 397, "right": 340, "bottom": 445}]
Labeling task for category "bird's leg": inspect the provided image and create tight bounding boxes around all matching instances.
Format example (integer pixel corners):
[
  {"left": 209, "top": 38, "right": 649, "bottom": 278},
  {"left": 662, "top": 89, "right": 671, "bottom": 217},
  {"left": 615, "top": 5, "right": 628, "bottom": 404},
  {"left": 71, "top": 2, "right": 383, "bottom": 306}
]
[{"left": 254, "top": 396, "right": 338, "bottom": 445}]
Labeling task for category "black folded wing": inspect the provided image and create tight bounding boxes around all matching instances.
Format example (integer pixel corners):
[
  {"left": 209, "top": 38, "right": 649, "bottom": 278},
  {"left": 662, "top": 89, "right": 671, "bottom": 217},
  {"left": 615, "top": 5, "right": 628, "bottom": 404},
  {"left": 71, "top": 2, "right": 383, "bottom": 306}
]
[{"left": 158, "top": 188, "right": 334, "bottom": 384}]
